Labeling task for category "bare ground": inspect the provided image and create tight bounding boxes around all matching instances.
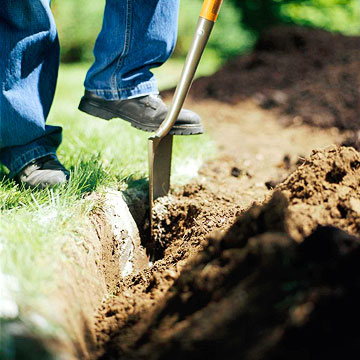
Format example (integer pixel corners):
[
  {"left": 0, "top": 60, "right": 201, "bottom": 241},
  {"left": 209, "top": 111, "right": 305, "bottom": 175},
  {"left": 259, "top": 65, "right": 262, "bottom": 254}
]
[{"left": 91, "top": 27, "right": 360, "bottom": 359}]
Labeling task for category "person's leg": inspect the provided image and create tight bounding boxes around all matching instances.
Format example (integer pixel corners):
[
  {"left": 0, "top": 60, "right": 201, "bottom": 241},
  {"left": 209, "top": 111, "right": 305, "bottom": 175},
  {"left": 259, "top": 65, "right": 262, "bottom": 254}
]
[
  {"left": 80, "top": 0, "right": 203, "bottom": 135},
  {"left": 85, "top": 0, "right": 180, "bottom": 100},
  {"left": 0, "top": 0, "right": 63, "bottom": 178}
]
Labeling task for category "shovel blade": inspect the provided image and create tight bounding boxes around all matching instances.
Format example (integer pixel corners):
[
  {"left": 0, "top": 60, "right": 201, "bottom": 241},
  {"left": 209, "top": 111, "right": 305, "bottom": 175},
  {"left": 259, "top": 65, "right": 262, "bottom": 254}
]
[{"left": 148, "top": 135, "right": 173, "bottom": 224}]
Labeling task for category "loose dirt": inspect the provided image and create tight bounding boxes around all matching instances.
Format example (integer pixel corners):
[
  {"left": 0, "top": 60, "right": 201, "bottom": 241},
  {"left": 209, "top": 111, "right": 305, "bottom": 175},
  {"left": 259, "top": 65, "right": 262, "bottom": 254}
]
[
  {"left": 92, "top": 27, "right": 360, "bottom": 359},
  {"left": 191, "top": 26, "right": 360, "bottom": 132},
  {"left": 280, "top": 146, "right": 360, "bottom": 241}
]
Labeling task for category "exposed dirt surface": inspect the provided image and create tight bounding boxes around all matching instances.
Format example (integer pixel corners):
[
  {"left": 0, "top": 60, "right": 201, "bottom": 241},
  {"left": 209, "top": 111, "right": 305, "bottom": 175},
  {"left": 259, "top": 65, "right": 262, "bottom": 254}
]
[
  {"left": 103, "top": 194, "right": 360, "bottom": 360},
  {"left": 191, "top": 26, "right": 360, "bottom": 133},
  {"left": 92, "top": 27, "right": 360, "bottom": 360},
  {"left": 280, "top": 146, "right": 360, "bottom": 241}
]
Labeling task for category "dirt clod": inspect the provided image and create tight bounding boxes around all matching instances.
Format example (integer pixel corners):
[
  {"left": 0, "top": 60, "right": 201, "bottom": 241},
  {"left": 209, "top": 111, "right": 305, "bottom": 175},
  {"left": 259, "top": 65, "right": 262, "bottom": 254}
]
[{"left": 279, "top": 146, "right": 360, "bottom": 240}]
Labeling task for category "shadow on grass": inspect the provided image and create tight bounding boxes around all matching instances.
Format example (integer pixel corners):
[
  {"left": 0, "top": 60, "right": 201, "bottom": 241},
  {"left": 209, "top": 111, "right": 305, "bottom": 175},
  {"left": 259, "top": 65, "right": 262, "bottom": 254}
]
[
  {"left": 0, "top": 318, "right": 54, "bottom": 360},
  {"left": 70, "top": 155, "right": 150, "bottom": 194},
  {"left": 122, "top": 174, "right": 148, "bottom": 192},
  {"left": 68, "top": 156, "right": 110, "bottom": 195}
]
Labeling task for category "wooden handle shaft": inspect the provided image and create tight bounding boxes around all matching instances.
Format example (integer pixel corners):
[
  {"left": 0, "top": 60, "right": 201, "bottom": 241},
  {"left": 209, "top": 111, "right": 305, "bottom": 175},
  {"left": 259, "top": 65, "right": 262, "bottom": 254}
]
[{"left": 200, "top": 0, "right": 223, "bottom": 22}]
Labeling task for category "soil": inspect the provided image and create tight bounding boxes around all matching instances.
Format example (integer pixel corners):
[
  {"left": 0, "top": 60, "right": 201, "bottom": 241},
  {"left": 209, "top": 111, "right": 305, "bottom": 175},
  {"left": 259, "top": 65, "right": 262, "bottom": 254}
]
[
  {"left": 191, "top": 26, "right": 360, "bottom": 133},
  {"left": 279, "top": 146, "right": 360, "bottom": 241},
  {"left": 91, "top": 27, "right": 360, "bottom": 359}
]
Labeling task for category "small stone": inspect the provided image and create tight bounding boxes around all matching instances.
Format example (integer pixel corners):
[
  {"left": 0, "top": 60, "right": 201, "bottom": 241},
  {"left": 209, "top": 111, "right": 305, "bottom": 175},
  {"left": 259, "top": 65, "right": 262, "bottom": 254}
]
[
  {"left": 231, "top": 167, "right": 242, "bottom": 178},
  {"left": 349, "top": 198, "right": 360, "bottom": 214},
  {"left": 291, "top": 302, "right": 314, "bottom": 325},
  {"left": 164, "top": 270, "right": 177, "bottom": 280},
  {"left": 272, "top": 90, "right": 288, "bottom": 105},
  {"left": 265, "top": 180, "right": 279, "bottom": 190},
  {"left": 283, "top": 154, "right": 291, "bottom": 170},
  {"left": 293, "top": 116, "right": 303, "bottom": 125}
]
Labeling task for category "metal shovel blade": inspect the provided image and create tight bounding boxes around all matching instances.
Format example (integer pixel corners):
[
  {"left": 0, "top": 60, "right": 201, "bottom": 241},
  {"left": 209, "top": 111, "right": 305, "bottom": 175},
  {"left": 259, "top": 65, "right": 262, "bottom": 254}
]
[
  {"left": 148, "top": 135, "right": 173, "bottom": 226},
  {"left": 147, "top": 5, "right": 221, "bottom": 235}
]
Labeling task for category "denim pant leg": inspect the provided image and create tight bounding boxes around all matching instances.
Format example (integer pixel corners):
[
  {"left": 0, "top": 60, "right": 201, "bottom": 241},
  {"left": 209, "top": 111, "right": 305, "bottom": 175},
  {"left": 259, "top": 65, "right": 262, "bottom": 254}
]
[
  {"left": 0, "top": 0, "right": 62, "bottom": 177},
  {"left": 85, "top": 0, "right": 180, "bottom": 100}
]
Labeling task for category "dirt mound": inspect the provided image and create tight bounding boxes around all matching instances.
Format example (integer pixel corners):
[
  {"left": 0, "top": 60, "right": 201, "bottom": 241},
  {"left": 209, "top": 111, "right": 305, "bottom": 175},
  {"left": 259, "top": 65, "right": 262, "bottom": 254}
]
[
  {"left": 279, "top": 146, "right": 360, "bottom": 240},
  {"left": 100, "top": 193, "right": 360, "bottom": 360},
  {"left": 91, "top": 26, "right": 360, "bottom": 359},
  {"left": 95, "top": 147, "right": 360, "bottom": 360},
  {"left": 191, "top": 26, "right": 360, "bottom": 131}
]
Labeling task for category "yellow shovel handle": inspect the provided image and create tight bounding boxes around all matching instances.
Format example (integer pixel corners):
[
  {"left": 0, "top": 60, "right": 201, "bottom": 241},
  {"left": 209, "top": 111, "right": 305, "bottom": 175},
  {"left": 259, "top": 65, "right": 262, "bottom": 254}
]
[{"left": 200, "top": 0, "right": 223, "bottom": 22}]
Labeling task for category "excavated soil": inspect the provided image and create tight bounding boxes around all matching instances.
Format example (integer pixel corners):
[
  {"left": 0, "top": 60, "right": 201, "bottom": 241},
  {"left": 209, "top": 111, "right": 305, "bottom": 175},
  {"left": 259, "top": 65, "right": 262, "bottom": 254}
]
[
  {"left": 191, "top": 26, "right": 360, "bottom": 132},
  {"left": 92, "top": 27, "right": 360, "bottom": 359},
  {"left": 279, "top": 146, "right": 360, "bottom": 241}
]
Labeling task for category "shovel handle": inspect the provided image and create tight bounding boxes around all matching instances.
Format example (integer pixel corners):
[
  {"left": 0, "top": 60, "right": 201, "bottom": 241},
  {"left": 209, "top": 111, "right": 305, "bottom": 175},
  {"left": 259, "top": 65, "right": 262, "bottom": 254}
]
[
  {"left": 153, "top": 0, "right": 222, "bottom": 139},
  {"left": 200, "top": 0, "right": 223, "bottom": 22}
]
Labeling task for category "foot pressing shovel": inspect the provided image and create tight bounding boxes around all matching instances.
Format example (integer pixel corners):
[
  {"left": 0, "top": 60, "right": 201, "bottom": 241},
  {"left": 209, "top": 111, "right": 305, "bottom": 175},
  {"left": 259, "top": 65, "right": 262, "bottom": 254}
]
[{"left": 148, "top": 0, "right": 223, "bottom": 233}]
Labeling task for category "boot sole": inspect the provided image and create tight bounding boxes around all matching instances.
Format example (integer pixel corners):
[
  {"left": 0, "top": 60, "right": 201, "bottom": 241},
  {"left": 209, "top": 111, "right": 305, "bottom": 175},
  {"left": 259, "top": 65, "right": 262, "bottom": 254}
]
[{"left": 78, "top": 98, "right": 204, "bottom": 136}]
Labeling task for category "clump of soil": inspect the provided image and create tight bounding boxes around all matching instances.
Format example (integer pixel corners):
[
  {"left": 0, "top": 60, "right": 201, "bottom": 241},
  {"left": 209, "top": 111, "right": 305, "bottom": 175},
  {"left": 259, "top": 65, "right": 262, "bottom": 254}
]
[
  {"left": 341, "top": 130, "right": 360, "bottom": 151},
  {"left": 191, "top": 26, "right": 360, "bottom": 131},
  {"left": 94, "top": 158, "right": 246, "bottom": 359},
  {"left": 151, "top": 158, "right": 249, "bottom": 258},
  {"left": 279, "top": 146, "right": 360, "bottom": 240}
]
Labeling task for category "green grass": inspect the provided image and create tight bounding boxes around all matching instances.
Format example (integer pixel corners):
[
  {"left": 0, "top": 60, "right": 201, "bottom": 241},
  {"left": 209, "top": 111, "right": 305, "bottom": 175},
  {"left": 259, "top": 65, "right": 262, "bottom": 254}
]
[{"left": 0, "top": 59, "right": 217, "bottom": 328}]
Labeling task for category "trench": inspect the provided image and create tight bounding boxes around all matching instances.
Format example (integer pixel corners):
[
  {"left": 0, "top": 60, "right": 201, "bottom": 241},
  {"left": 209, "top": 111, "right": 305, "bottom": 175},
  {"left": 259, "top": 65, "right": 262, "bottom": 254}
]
[
  {"left": 94, "top": 158, "right": 261, "bottom": 360},
  {"left": 88, "top": 26, "right": 360, "bottom": 359},
  {"left": 28, "top": 26, "right": 360, "bottom": 359},
  {"left": 89, "top": 127, "right": 349, "bottom": 359},
  {"left": 93, "top": 146, "right": 360, "bottom": 360}
]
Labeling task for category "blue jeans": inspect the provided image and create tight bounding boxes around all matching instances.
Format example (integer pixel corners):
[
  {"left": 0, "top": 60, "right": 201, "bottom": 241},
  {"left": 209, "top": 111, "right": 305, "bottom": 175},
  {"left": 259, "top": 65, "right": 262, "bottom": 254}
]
[{"left": 0, "top": 0, "right": 179, "bottom": 177}]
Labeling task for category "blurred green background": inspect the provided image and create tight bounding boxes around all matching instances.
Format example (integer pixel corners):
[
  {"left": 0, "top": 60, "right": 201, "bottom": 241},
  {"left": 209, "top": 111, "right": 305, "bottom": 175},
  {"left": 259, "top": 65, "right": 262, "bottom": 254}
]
[{"left": 53, "top": 0, "right": 360, "bottom": 65}]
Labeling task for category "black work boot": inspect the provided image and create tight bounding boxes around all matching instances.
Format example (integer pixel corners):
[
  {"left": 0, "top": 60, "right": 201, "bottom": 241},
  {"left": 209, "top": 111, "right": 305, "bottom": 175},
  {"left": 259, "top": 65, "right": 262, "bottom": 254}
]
[
  {"left": 16, "top": 155, "right": 69, "bottom": 189},
  {"left": 78, "top": 91, "right": 203, "bottom": 135}
]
